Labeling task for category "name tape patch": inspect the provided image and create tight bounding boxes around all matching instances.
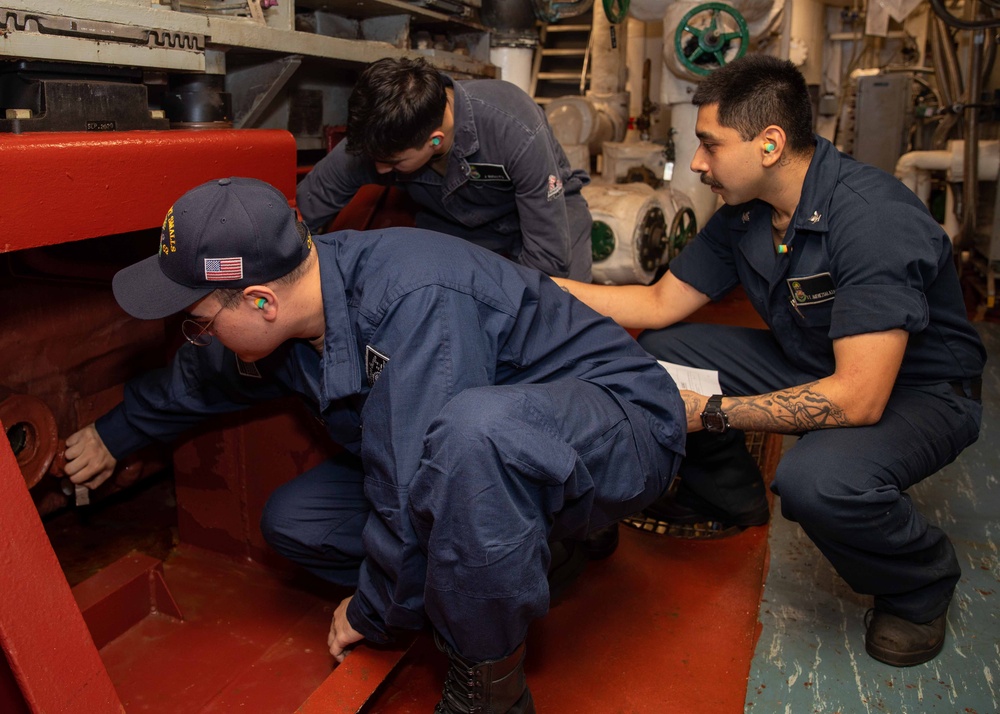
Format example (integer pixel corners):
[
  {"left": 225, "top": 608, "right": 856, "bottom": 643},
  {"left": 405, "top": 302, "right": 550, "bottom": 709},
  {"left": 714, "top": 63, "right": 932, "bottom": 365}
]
[
  {"left": 467, "top": 163, "right": 511, "bottom": 182},
  {"left": 787, "top": 272, "right": 836, "bottom": 305}
]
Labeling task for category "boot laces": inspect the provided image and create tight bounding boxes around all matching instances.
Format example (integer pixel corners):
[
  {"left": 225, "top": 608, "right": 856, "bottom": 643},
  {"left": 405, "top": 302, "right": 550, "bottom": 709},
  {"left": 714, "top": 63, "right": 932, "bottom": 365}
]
[{"left": 435, "top": 658, "right": 485, "bottom": 713}]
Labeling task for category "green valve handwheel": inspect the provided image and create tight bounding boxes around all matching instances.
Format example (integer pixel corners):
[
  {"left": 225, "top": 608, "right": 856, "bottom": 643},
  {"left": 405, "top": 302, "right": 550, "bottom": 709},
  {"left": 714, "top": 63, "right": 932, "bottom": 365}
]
[
  {"left": 591, "top": 220, "right": 616, "bottom": 262},
  {"left": 667, "top": 206, "right": 697, "bottom": 263},
  {"left": 602, "top": 0, "right": 629, "bottom": 24},
  {"left": 674, "top": 2, "right": 749, "bottom": 77}
]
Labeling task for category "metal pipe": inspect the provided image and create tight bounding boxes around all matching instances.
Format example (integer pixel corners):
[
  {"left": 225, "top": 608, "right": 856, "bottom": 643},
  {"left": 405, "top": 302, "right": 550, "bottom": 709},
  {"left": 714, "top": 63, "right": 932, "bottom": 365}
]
[
  {"left": 481, "top": 0, "right": 537, "bottom": 35},
  {"left": 944, "top": 180, "right": 960, "bottom": 241},
  {"left": 482, "top": 0, "right": 539, "bottom": 93},
  {"left": 778, "top": 0, "right": 791, "bottom": 60},
  {"left": 895, "top": 149, "right": 952, "bottom": 202},
  {"left": 930, "top": 0, "right": 1000, "bottom": 30},
  {"left": 929, "top": 18, "right": 957, "bottom": 108},
  {"left": 590, "top": 0, "right": 627, "bottom": 96},
  {"left": 983, "top": 21, "right": 997, "bottom": 83},
  {"left": 531, "top": 0, "right": 595, "bottom": 22},
  {"left": 930, "top": 16, "right": 964, "bottom": 149},
  {"left": 893, "top": 141, "right": 1000, "bottom": 243},
  {"left": 959, "top": 27, "right": 985, "bottom": 250},
  {"left": 827, "top": 31, "right": 910, "bottom": 41}
]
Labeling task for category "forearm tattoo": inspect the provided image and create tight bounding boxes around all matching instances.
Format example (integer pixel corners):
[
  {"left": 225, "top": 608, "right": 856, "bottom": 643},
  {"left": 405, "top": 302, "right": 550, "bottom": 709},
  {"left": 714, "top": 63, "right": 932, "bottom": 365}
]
[
  {"left": 684, "top": 393, "right": 701, "bottom": 424},
  {"left": 726, "top": 382, "right": 852, "bottom": 433}
]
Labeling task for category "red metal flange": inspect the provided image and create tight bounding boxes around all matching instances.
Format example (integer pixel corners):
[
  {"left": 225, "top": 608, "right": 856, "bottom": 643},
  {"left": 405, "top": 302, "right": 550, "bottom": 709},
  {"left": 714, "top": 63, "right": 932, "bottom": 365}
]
[{"left": 0, "top": 393, "right": 59, "bottom": 488}]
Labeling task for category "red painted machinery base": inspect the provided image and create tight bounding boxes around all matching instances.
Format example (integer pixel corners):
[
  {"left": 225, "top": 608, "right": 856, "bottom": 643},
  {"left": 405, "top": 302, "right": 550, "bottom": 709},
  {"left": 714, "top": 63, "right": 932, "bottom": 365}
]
[
  {"left": 0, "top": 128, "right": 301, "bottom": 714},
  {"left": 0, "top": 129, "right": 297, "bottom": 252}
]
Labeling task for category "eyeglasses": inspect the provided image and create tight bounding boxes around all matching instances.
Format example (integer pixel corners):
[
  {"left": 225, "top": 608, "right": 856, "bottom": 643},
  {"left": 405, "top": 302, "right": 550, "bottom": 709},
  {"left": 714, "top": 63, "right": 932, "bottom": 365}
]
[{"left": 180, "top": 305, "right": 224, "bottom": 347}]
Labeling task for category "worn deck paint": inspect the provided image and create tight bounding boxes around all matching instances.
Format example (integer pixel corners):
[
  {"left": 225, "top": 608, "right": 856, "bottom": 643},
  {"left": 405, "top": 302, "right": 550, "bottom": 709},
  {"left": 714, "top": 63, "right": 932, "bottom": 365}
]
[{"left": 746, "top": 322, "right": 1000, "bottom": 714}]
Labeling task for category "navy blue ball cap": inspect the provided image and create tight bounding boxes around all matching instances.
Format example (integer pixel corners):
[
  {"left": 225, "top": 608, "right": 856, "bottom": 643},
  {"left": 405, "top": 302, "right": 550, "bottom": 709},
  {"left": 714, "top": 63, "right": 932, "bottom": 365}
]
[{"left": 113, "top": 177, "right": 310, "bottom": 320}]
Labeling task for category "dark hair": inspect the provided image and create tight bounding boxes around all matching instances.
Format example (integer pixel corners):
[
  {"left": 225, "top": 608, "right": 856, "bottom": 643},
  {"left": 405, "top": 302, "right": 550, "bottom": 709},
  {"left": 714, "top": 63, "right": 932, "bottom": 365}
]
[
  {"left": 691, "top": 54, "right": 815, "bottom": 154},
  {"left": 345, "top": 57, "right": 448, "bottom": 161}
]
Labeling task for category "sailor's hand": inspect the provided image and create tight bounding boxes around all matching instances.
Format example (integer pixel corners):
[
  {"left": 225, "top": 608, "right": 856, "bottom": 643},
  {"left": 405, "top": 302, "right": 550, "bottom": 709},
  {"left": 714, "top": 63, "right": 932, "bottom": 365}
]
[
  {"left": 328, "top": 595, "right": 364, "bottom": 663},
  {"left": 63, "top": 423, "right": 117, "bottom": 489}
]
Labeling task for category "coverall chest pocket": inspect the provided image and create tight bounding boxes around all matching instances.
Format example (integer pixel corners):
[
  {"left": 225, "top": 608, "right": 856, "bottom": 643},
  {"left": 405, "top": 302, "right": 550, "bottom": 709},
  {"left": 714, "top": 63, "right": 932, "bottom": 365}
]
[
  {"left": 449, "top": 182, "right": 517, "bottom": 231},
  {"left": 465, "top": 180, "right": 515, "bottom": 200},
  {"left": 785, "top": 273, "right": 836, "bottom": 328},
  {"left": 786, "top": 296, "right": 834, "bottom": 328}
]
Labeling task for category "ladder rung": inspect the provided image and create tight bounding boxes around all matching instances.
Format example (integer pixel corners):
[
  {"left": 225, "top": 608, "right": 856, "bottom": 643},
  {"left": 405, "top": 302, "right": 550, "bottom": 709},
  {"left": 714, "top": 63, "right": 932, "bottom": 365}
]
[
  {"left": 537, "top": 72, "right": 588, "bottom": 80},
  {"left": 541, "top": 48, "right": 587, "bottom": 57},
  {"left": 544, "top": 24, "right": 591, "bottom": 32},
  {"left": 533, "top": 93, "right": 589, "bottom": 105}
]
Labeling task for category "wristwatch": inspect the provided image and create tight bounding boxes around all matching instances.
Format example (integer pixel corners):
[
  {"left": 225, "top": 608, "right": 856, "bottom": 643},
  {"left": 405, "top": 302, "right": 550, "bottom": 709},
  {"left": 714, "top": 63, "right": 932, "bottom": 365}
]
[{"left": 700, "top": 395, "right": 729, "bottom": 434}]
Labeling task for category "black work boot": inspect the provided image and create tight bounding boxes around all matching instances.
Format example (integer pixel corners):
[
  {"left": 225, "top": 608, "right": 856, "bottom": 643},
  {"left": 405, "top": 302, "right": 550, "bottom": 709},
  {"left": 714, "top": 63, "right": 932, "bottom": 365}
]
[
  {"left": 583, "top": 522, "right": 620, "bottom": 560},
  {"left": 434, "top": 632, "right": 536, "bottom": 714},
  {"left": 624, "top": 461, "right": 770, "bottom": 540},
  {"left": 627, "top": 430, "right": 770, "bottom": 538},
  {"left": 547, "top": 538, "right": 588, "bottom": 602},
  {"left": 864, "top": 608, "right": 948, "bottom": 666},
  {"left": 547, "top": 522, "right": 620, "bottom": 602}
]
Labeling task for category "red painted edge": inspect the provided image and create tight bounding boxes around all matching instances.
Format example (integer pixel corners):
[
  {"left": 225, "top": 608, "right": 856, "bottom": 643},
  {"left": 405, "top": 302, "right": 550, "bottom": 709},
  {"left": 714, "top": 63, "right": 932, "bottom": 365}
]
[
  {"left": 0, "top": 418, "right": 124, "bottom": 713},
  {"left": 296, "top": 638, "right": 416, "bottom": 714}
]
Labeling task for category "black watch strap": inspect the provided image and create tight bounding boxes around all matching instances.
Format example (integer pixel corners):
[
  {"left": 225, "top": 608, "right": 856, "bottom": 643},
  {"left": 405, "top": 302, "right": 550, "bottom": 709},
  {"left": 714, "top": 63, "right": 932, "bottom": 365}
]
[{"left": 700, "top": 394, "right": 729, "bottom": 434}]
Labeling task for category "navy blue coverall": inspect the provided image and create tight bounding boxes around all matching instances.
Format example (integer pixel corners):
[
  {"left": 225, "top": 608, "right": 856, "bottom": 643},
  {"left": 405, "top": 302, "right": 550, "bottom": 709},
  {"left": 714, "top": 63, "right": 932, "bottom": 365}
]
[
  {"left": 639, "top": 136, "right": 985, "bottom": 623},
  {"left": 95, "top": 228, "right": 684, "bottom": 660},
  {"left": 296, "top": 75, "right": 594, "bottom": 281}
]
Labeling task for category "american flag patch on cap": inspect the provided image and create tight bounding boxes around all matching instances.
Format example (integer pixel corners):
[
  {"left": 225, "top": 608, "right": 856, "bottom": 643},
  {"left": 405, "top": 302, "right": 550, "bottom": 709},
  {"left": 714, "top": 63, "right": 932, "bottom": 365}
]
[{"left": 205, "top": 257, "right": 243, "bottom": 281}]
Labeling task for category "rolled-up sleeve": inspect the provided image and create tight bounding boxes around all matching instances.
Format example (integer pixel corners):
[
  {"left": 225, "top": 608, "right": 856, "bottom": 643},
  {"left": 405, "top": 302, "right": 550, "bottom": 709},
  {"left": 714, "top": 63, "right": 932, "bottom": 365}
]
[{"left": 826, "top": 206, "right": 939, "bottom": 339}]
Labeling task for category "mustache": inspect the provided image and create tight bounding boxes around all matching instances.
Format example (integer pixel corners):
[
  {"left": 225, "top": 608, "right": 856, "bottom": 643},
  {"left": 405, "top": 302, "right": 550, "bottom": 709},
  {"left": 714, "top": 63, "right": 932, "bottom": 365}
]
[{"left": 699, "top": 172, "right": 723, "bottom": 188}]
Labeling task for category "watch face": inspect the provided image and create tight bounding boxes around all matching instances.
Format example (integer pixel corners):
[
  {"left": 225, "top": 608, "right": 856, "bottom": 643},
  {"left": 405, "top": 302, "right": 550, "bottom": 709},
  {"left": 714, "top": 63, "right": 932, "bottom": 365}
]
[{"left": 701, "top": 410, "right": 728, "bottom": 433}]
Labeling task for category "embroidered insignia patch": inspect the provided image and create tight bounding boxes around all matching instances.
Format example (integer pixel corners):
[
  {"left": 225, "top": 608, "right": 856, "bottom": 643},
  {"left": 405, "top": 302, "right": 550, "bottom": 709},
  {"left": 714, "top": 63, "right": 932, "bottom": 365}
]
[
  {"left": 546, "top": 174, "right": 564, "bottom": 201},
  {"left": 466, "top": 163, "right": 511, "bottom": 182},
  {"left": 236, "top": 356, "right": 262, "bottom": 378},
  {"left": 205, "top": 257, "right": 243, "bottom": 281},
  {"left": 365, "top": 345, "right": 390, "bottom": 387},
  {"left": 787, "top": 272, "right": 836, "bottom": 305},
  {"left": 160, "top": 206, "right": 177, "bottom": 256}
]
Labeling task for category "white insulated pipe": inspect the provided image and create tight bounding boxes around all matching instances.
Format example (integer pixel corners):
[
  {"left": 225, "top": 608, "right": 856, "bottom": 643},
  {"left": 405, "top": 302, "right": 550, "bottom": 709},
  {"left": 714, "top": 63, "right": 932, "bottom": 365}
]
[
  {"left": 943, "top": 140, "right": 1000, "bottom": 182},
  {"left": 666, "top": 101, "right": 719, "bottom": 229},
  {"left": 489, "top": 46, "right": 534, "bottom": 94},
  {"left": 944, "top": 180, "right": 958, "bottom": 242},
  {"left": 625, "top": 16, "right": 664, "bottom": 139},
  {"left": 895, "top": 150, "right": 951, "bottom": 206},
  {"left": 590, "top": 5, "right": 627, "bottom": 96},
  {"left": 895, "top": 140, "right": 1000, "bottom": 243},
  {"left": 791, "top": 0, "right": 827, "bottom": 85}
]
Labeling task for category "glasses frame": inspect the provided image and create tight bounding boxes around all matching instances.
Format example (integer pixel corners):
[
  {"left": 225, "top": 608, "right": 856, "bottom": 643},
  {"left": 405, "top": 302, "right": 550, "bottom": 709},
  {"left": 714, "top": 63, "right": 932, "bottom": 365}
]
[{"left": 180, "top": 305, "right": 225, "bottom": 347}]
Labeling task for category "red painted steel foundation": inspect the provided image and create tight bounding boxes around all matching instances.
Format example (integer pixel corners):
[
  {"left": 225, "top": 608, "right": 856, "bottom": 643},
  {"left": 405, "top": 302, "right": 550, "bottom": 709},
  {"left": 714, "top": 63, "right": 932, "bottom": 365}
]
[
  {"left": 0, "top": 128, "right": 339, "bottom": 713},
  {"left": 0, "top": 128, "right": 430, "bottom": 714}
]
